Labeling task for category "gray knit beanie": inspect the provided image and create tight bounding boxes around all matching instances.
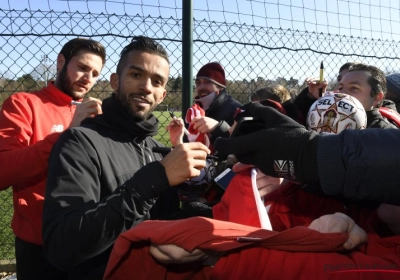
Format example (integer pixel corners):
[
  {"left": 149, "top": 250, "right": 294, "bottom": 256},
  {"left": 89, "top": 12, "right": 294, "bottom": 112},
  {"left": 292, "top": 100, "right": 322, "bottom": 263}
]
[{"left": 386, "top": 73, "right": 400, "bottom": 97}]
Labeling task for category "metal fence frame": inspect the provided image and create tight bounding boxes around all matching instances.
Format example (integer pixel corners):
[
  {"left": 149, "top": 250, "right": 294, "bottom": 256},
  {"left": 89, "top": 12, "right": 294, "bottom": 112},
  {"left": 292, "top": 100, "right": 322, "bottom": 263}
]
[{"left": 1, "top": 0, "right": 400, "bottom": 268}]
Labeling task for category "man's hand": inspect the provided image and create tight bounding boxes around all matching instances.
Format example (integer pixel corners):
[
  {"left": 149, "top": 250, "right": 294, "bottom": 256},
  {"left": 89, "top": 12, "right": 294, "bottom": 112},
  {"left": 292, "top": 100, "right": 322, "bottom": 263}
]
[
  {"left": 255, "top": 169, "right": 284, "bottom": 198},
  {"left": 160, "top": 142, "right": 210, "bottom": 186},
  {"left": 69, "top": 97, "right": 102, "bottom": 128},
  {"left": 167, "top": 117, "right": 185, "bottom": 146},
  {"left": 308, "top": 212, "right": 367, "bottom": 250},
  {"left": 377, "top": 203, "right": 400, "bottom": 235},
  {"left": 191, "top": 116, "right": 220, "bottom": 134},
  {"left": 305, "top": 77, "right": 328, "bottom": 99},
  {"left": 150, "top": 244, "right": 208, "bottom": 264},
  {"left": 232, "top": 164, "right": 284, "bottom": 198}
]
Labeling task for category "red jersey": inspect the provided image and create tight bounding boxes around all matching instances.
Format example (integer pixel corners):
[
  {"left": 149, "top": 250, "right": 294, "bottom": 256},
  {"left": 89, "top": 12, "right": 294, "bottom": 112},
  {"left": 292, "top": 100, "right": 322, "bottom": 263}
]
[{"left": 0, "top": 82, "right": 77, "bottom": 244}]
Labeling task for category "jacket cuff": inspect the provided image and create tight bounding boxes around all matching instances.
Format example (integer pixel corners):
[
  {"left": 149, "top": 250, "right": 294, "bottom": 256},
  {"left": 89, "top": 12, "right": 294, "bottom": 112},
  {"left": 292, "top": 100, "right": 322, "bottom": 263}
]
[
  {"left": 210, "top": 121, "right": 230, "bottom": 141},
  {"left": 316, "top": 133, "right": 345, "bottom": 195},
  {"left": 129, "top": 161, "right": 170, "bottom": 199}
]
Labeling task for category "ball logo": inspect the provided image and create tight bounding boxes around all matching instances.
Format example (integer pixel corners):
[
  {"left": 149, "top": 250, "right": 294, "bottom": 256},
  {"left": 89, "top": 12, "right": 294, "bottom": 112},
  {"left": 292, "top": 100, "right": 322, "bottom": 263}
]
[
  {"left": 306, "top": 92, "right": 367, "bottom": 134},
  {"left": 337, "top": 100, "right": 354, "bottom": 114}
]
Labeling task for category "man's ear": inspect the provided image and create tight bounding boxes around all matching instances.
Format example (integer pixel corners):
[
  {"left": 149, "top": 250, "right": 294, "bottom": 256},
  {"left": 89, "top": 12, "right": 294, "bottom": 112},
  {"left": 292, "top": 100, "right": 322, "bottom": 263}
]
[
  {"left": 57, "top": 54, "right": 65, "bottom": 72},
  {"left": 373, "top": 91, "right": 384, "bottom": 107},
  {"left": 110, "top": 73, "right": 119, "bottom": 91},
  {"left": 158, "top": 91, "right": 167, "bottom": 103}
]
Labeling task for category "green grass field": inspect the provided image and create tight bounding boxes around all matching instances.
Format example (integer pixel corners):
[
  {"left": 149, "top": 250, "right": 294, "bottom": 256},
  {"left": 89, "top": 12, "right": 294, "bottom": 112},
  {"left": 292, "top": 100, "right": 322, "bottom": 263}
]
[
  {"left": 0, "top": 188, "right": 14, "bottom": 261},
  {"left": 0, "top": 111, "right": 182, "bottom": 262},
  {"left": 153, "top": 111, "right": 183, "bottom": 146}
]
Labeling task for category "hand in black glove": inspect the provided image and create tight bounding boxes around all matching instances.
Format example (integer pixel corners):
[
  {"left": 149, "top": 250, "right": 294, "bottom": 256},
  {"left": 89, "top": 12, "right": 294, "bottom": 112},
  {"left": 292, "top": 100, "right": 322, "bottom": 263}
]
[{"left": 214, "top": 102, "right": 320, "bottom": 184}]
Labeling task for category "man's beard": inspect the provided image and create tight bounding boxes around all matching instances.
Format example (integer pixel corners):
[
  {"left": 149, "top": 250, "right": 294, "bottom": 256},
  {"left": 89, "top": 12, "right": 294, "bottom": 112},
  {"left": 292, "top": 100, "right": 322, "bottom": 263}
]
[
  {"left": 56, "top": 64, "right": 81, "bottom": 100},
  {"left": 116, "top": 90, "right": 156, "bottom": 122}
]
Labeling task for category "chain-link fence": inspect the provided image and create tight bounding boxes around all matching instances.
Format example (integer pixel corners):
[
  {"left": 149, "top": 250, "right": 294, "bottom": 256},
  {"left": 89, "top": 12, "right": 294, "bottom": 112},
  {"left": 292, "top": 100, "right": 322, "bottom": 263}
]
[{"left": 1, "top": 0, "right": 400, "bottom": 270}]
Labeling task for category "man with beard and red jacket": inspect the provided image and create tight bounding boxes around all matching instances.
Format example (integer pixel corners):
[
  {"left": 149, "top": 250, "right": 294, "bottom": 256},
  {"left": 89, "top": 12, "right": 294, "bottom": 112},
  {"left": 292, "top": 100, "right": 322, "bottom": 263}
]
[{"left": 0, "top": 38, "right": 106, "bottom": 279}]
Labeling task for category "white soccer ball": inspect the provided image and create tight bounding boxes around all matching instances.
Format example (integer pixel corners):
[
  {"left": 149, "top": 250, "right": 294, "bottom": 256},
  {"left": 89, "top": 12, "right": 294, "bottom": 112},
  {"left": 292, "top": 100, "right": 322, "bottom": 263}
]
[{"left": 306, "top": 92, "right": 367, "bottom": 134}]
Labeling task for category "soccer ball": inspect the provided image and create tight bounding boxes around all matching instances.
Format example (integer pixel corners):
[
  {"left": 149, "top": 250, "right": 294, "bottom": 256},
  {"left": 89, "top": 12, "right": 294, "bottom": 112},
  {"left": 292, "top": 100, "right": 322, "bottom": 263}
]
[{"left": 306, "top": 92, "right": 367, "bottom": 134}]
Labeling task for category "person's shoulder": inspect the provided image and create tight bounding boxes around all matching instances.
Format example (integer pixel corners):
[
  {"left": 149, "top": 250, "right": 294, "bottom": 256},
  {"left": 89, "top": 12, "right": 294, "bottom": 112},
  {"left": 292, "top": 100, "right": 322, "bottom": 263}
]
[
  {"left": 58, "top": 125, "right": 99, "bottom": 146},
  {"left": 2, "top": 90, "right": 45, "bottom": 111},
  {"left": 381, "top": 99, "right": 397, "bottom": 111},
  {"left": 7, "top": 90, "right": 43, "bottom": 101},
  {"left": 367, "top": 109, "right": 398, "bottom": 129},
  {"left": 223, "top": 92, "right": 242, "bottom": 106}
]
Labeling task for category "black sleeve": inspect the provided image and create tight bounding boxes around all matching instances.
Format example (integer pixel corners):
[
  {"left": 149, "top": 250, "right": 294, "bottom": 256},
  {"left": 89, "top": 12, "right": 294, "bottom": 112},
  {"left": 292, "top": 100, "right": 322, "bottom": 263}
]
[
  {"left": 210, "top": 120, "right": 231, "bottom": 144},
  {"left": 293, "top": 87, "right": 317, "bottom": 125},
  {"left": 42, "top": 129, "right": 169, "bottom": 270},
  {"left": 316, "top": 129, "right": 400, "bottom": 205}
]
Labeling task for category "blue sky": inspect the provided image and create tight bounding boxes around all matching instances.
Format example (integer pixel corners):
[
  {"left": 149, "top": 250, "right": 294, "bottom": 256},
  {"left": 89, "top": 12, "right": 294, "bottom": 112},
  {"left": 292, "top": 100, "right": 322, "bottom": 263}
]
[
  {"left": 6, "top": 0, "right": 399, "bottom": 41},
  {"left": 1, "top": 0, "right": 399, "bottom": 83}
]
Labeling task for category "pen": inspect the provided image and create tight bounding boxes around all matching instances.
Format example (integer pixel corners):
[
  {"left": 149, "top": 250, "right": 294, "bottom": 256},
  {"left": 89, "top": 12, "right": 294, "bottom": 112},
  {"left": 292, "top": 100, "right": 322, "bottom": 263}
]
[
  {"left": 152, "top": 147, "right": 218, "bottom": 160},
  {"left": 71, "top": 100, "right": 82, "bottom": 105},
  {"left": 319, "top": 61, "right": 324, "bottom": 97},
  {"left": 169, "top": 111, "right": 190, "bottom": 136}
]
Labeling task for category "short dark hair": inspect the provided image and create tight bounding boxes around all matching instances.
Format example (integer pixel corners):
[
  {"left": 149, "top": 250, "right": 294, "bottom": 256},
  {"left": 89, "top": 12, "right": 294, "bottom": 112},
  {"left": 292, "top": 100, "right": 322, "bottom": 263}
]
[
  {"left": 348, "top": 63, "right": 386, "bottom": 98},
  {"left": 59, "top": 38, "right": 106, "bottom": 66},
  {"left": 339, "top": 62, "right": 357, "bottom": 73},
  {"left": 116, "top": 36, "right": 169, "bottom": 75}
]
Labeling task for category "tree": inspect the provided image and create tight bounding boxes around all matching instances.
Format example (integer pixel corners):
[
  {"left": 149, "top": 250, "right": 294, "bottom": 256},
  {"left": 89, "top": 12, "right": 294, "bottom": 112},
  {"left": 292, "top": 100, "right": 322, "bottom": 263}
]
[
  {"left": 17, "top": 74, "right": 37, "bottom": 91},
  {"left": 276, "top": 77, "right": 288, "bottom": 87},
  {"left": 31, "top": 55, "right": 56, "bottom": 84},
  {"left": 172, "top": 74, "right": 182, "bottom": 92},
  {"left": 287, "top": 77, "right": 299, "bottom": 89}
]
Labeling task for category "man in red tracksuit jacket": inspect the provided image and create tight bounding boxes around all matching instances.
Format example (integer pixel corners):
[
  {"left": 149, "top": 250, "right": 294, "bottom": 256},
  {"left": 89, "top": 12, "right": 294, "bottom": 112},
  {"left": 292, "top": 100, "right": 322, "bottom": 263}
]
[{"left": 0, "top": 38, "right": 105, "bottom": 279}]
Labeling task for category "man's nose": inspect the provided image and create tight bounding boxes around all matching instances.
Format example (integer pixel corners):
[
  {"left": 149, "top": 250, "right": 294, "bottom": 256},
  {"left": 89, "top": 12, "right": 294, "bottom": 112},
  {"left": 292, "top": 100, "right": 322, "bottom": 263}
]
[
  {"left": 139, "top": 78, "right": 152, "bottom": 94},
  {"left": 82, "top": 72, "right": 92, "bottom": 83},
  {"left": 196, "top": 84, "right": 205, "bottom": 91}
]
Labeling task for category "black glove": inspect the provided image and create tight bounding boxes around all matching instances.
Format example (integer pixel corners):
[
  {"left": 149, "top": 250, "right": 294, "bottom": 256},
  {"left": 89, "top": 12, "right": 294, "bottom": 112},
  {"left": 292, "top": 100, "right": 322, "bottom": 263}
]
[{"left": 214, "top": 102, "right": 320, "bottom": 184}]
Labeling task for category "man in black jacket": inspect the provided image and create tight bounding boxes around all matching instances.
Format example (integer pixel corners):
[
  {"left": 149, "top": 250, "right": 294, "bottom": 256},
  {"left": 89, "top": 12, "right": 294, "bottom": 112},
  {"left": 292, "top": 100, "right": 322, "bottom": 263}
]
[
  {"left": 190, "top": 62, "right": 242, "bottom": 143},
  {"left": 42, "top": 36, "right": 211, "bottom": 279}
]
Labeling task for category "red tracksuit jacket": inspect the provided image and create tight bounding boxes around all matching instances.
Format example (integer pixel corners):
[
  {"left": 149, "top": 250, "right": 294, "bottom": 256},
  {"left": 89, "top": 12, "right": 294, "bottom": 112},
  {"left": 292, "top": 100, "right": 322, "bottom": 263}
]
[
  {"left": 0, "top": 82, "right": 77, "bottom": 244},
  {"left": 104, "top": 169, "right": 400, "bottom": 279}
]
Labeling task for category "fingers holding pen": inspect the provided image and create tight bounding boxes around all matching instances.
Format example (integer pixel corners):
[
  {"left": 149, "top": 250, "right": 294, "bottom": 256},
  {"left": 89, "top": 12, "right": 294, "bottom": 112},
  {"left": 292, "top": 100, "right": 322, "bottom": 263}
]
[
  {"left": 69, "top": 97, "right": 102, "bottom": 128},
  {"left": 85, "top": 97, "right": 103, "bottom": 115},
  {"left": 305, "top": 77, "right": 328, "bottom": 99},
  {"left": 160, "top": 142, "right": 211, "bottom": 186},
  {"left": 167, "top": 117, "right": 185, "bottom": 146}
]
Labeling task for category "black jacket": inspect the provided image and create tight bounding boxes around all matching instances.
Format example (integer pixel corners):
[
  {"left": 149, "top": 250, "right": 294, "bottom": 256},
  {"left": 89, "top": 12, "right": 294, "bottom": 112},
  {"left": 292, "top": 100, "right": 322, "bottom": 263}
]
[
  {"left": 293, "top": 87, "right": 314, "bottom": 125},
  {"left": 317, "top": 128, "right": 400, "bottom": 205},
  {"left": 206, "top": 90, "right": 242, "bottom": 143},
  {"left": 367, "top": 108, "right": 398, "bottom": 129},
  {"left": 42, "top": 94, "right": 171, "bottom": 279}
]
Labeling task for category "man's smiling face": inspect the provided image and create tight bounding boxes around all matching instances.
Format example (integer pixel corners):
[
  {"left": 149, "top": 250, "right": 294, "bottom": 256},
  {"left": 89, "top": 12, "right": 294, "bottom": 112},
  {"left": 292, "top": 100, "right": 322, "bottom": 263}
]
[{"left": 111, "top": 50, "right": 169, "bottom": 120}]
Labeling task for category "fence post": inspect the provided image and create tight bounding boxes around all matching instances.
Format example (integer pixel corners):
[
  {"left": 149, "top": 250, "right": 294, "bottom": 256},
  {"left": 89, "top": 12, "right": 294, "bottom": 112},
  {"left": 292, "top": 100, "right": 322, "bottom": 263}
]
[{"left": 181, "top": 0, "right": 193, "bottom": 117}]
